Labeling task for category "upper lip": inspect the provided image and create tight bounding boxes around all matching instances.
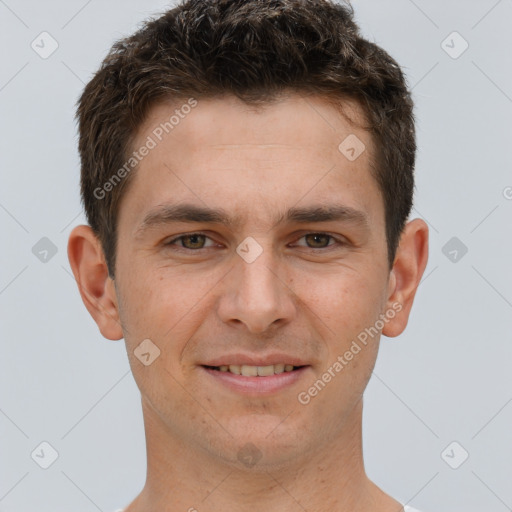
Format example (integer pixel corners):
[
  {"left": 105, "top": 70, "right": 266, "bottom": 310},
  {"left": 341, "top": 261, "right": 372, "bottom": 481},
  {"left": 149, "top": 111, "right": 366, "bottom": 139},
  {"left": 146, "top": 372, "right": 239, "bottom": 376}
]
[{"left": 202, "top": 353, "right": 310, "bottom": 367}]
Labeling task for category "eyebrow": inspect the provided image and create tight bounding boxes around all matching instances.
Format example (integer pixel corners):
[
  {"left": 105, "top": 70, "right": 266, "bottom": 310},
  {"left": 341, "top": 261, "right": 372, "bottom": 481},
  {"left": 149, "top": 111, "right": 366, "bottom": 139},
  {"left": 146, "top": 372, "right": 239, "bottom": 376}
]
[{"left": 134, "top": 202, "right": 369, "bottom": 239}]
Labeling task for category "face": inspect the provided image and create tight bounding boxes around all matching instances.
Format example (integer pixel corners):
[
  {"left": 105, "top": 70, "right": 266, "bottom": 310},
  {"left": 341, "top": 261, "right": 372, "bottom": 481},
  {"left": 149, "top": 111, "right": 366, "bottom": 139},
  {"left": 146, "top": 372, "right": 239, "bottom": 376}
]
[{"left": 112, "top": 94, "right": 398, "bottom": 468}]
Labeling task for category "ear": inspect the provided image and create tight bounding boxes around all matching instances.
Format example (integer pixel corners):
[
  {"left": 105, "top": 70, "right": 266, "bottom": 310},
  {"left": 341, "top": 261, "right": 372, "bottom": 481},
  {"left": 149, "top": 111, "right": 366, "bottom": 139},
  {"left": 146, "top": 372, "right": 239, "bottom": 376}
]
[
  {"left": 67, "top": 225, "right": 124, "bottom": 340},
  {"left": 382, "top": 218, "right": 429, "bottom": 338}
]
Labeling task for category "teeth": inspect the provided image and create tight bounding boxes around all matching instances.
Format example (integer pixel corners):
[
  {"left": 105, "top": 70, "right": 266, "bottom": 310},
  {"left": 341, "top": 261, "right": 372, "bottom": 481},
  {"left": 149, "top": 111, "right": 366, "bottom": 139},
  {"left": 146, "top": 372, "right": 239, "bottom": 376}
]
[
  {"left": 256, "top": 365, "right": 274, "bottom": 377},
  {"left": 229, "top": 364, "right": 241, "bottom": 375},
  {"left": 216, "top": 364, "right": 297, "bottom": 376},
  {"left": 241, "top": 365, "right": 258, "bottom": 376},
  {"left": 273, "top": 363, "right": 285, "bottom": 374}
]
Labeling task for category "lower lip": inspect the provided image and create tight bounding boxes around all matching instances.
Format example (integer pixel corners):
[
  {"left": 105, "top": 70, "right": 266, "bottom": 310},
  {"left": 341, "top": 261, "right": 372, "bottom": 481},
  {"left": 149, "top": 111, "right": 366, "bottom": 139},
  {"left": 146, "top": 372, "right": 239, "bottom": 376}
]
[{"left": 201, "top": 366, "right": 310, "bottom": 395}]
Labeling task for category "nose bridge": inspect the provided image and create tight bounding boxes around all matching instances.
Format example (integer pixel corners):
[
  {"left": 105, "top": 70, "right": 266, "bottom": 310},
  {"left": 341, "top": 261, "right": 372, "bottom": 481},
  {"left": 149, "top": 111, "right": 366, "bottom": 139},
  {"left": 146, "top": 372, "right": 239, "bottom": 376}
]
[
  {"left": 239, "top": 244, "right": 279, "bottom": 300},
  {"left": 218, "top": 238, "right": 295, "bottom": 332}
]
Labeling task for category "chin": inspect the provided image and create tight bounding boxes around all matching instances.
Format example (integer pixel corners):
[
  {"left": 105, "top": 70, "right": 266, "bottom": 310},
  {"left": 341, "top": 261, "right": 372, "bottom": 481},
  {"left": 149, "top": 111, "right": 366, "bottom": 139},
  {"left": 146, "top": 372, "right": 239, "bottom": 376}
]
[{"left": 220, "top": 416, "right": 310, "bottom": 464}]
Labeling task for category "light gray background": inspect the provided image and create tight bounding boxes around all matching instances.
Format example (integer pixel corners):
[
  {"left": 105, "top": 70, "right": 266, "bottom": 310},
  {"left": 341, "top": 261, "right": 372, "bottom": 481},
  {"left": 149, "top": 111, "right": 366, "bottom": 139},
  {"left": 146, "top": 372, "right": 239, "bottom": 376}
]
[{"left": 1, "top": 1, "right": 511, "bottom": 511}]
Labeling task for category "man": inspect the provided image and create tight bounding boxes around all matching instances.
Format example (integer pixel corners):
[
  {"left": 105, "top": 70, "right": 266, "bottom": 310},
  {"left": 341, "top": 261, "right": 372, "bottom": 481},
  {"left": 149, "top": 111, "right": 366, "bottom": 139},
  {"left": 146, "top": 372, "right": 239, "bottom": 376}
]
[{"left": 67, "top": 0, "right": 429, "bottom": 510}]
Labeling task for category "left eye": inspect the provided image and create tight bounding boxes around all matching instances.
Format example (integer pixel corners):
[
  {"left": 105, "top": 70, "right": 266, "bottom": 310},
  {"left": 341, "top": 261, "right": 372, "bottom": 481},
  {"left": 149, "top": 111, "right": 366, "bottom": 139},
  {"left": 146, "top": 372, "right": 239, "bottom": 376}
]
[{"left": 295, "top": 233, "right": 337, "bottom": 249}]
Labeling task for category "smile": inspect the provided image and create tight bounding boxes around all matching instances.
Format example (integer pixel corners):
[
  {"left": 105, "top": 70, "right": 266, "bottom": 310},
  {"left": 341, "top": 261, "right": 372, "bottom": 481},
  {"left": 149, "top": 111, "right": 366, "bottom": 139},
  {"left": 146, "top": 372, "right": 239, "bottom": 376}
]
[
  {"left": 203, "top": 363, "right": 304, "bottom": 376},
  {"left": 201, "top": 364, "right": 310, "bottom": 394}
]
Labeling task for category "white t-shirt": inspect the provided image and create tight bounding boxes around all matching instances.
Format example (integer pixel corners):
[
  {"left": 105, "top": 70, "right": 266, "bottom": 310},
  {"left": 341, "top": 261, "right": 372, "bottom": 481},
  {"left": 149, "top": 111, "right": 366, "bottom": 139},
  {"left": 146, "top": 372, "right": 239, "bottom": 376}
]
[{"left": 115, "top": 505, "right": 423, "bottom": 511}]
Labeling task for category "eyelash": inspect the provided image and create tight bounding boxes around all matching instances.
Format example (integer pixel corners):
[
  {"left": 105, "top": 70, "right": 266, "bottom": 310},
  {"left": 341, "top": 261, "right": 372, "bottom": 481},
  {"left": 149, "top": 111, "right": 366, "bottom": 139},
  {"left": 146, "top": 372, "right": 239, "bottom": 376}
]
[{"left": 164, "top": 232, "right": 346, "bottom": 251}]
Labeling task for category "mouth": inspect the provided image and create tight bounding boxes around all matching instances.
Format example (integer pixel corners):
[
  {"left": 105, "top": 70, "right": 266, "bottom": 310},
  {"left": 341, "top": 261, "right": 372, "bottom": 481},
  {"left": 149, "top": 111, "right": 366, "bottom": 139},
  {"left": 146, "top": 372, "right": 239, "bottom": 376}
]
[
  {"left": 200, "top": 364, "right": 311, "bottom": 395},
  {"left": 202, "top": 363, "right": 306, "bottom": 376}
]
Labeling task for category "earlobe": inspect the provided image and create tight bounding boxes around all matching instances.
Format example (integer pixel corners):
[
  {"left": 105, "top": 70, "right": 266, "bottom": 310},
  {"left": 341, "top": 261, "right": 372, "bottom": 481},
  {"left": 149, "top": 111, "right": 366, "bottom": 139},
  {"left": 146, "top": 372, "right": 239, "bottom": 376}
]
[
  {"left": 67, "top": 225, "right": 124, "bottom": 341},
  {"left": 382, "top": 218, "right": 429, "bottom": 338}
]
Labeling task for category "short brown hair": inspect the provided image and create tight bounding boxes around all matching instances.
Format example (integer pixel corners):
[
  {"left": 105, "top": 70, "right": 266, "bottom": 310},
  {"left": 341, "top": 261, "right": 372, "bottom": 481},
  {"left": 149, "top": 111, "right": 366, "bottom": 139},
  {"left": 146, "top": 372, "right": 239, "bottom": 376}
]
[{"left": 76, "top": 0, "right": 416, "bottom": 277}]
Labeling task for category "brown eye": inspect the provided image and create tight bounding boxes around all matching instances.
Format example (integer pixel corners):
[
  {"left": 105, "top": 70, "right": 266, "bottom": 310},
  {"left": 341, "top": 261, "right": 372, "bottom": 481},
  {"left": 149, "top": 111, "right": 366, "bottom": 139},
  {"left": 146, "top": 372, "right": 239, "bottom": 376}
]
[
  {"left": 164, "top": 232, "right": 219, "bottom": 252},
  {"left": 179, "top": 234, "right": 206, "bottom": 249},
  {"left": 304, "top": 233, "right": 333, "bottom": 248}
]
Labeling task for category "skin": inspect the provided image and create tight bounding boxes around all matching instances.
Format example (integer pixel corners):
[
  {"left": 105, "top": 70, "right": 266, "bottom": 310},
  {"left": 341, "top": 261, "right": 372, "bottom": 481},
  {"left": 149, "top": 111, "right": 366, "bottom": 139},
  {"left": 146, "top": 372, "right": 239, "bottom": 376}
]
[{"left": 68, "top": 93, "right": 428, "bottom": 512}]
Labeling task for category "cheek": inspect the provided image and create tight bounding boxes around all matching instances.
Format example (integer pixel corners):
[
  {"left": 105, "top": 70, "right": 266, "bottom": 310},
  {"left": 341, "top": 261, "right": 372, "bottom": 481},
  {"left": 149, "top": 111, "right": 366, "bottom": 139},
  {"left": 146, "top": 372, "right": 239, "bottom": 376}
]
[
  {"left": 294, "top": 268, "right": 384, "bottom": 340},
  {"left": 116, "top": 264, "right": 219, "bottom": 375},
  {"left": 115, "top": 271, "right": 196, "bottom": 407},
  {"left": 295, "top": 274, "right": 382, "bottom": 424},
  {"left": 118, "top": 263, "right": 202, "bottom": 330}
]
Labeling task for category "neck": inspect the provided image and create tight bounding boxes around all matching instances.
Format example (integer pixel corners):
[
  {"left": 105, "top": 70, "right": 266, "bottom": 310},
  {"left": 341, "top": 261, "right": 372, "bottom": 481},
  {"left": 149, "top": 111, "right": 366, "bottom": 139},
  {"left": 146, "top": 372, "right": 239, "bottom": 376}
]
[{"left": 125, "top": 397, "right": 401, "bottom": 512}]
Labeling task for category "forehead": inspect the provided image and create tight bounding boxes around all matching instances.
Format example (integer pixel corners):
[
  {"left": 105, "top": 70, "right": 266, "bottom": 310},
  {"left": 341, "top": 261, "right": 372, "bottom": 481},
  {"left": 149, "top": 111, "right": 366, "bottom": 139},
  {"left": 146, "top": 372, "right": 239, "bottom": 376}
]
[
  {"left": 120, "top": 93, "right": 383, "bottom": 234},
  {"left": 137, "top": 94, "right": 369, "bottom": 155}
]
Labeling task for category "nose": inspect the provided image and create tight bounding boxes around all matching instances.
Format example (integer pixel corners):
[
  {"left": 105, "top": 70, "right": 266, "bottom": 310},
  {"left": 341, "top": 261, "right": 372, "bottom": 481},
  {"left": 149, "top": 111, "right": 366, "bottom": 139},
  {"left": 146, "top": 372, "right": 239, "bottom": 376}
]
[{"left": 216, "top": 244, "right": 297, "bottom": 333}]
